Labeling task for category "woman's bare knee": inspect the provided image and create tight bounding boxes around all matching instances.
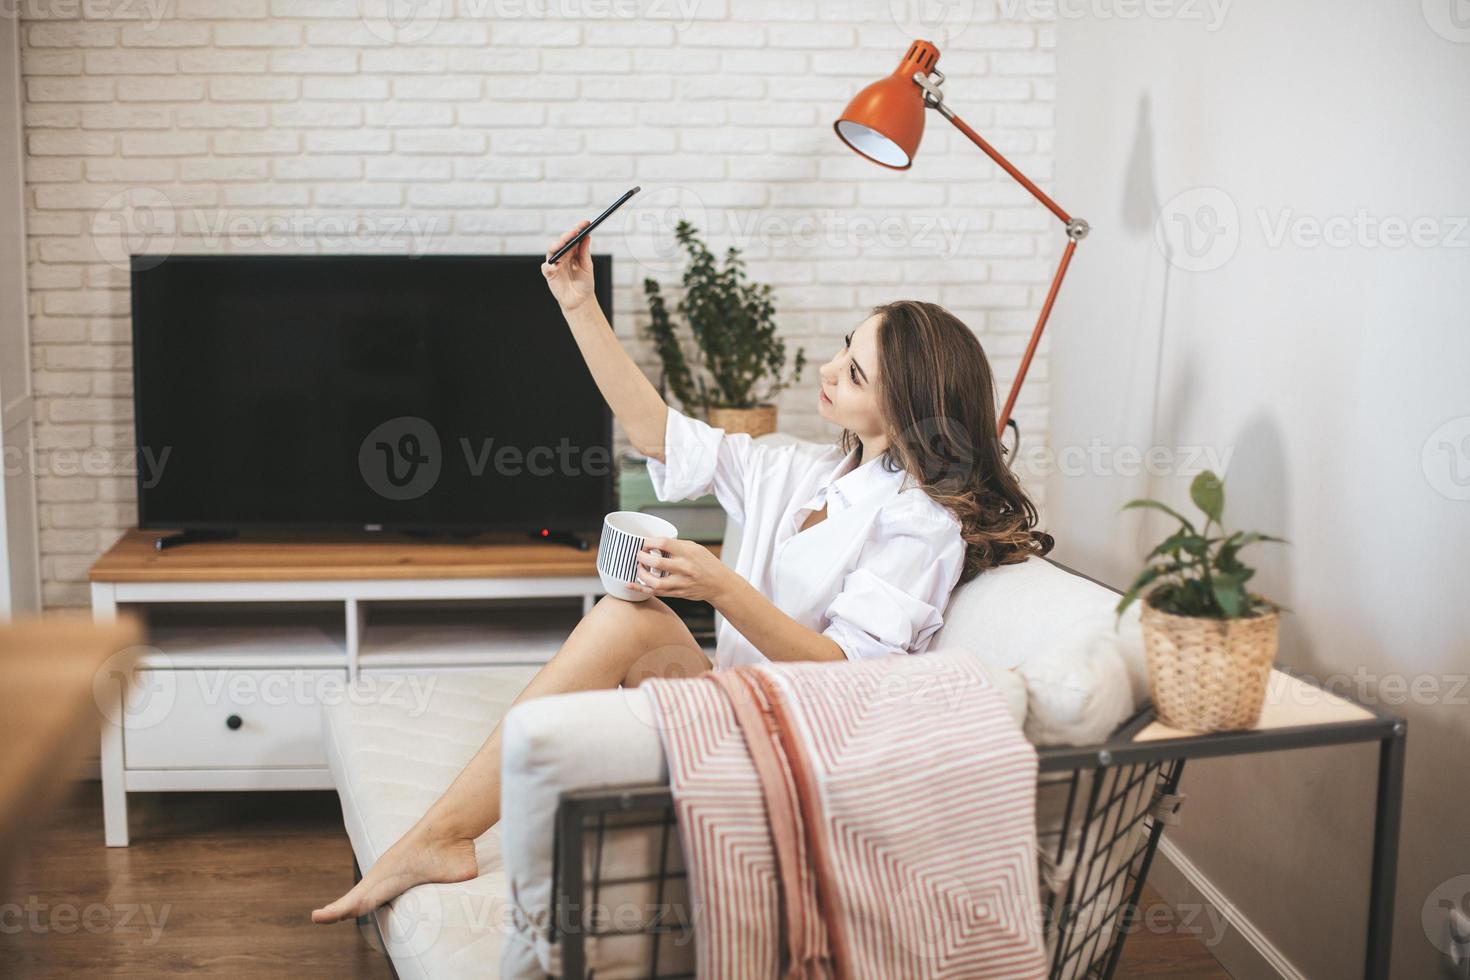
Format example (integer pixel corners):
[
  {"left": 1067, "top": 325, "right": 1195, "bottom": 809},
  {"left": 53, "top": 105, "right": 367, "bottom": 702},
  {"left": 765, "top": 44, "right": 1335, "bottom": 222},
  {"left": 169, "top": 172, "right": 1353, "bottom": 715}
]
[
  {"left": 623, "top": 641, "right": 710, "bottom": 688},
  {"left": 583, "top": 595, "right": 710, "bottom": 687},
  {"left": 587, "top": 593, "right": 682, "bottom": 635}
]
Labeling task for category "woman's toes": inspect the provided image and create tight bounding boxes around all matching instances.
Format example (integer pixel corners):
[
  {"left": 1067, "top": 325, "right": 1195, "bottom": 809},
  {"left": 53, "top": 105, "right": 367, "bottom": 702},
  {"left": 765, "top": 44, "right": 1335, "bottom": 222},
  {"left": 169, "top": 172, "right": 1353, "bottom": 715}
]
[
  {"left": 310, "top": 889, "right": 363, "bottom": 924},
  {"left": 310, "top": 835, "right": 480, "bottom": 925}
]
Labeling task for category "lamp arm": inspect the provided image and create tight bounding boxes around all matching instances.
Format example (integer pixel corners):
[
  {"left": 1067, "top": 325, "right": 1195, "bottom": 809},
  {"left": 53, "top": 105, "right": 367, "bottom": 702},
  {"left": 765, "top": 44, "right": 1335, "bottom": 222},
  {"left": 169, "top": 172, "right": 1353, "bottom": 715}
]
[
  {"left": 914, "top": 72, "right": 1089, "bottom": 441},
  {"left": 997, "top": 238, "right": 1076, "bottom": 439},
  {"left": 941, "top": 106, "right": 1072, "bottom": 225}
]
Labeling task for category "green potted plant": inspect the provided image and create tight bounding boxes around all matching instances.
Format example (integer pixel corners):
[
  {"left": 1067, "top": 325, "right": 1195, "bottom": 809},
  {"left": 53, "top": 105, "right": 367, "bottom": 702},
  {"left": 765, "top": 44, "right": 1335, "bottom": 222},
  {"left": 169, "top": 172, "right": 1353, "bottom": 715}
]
[
  {"left": 1116, "top": 471, "right": 1287, "bottom": 732},
  {"left": 642, "top": 221, "right": 805, "bottom": 437}
]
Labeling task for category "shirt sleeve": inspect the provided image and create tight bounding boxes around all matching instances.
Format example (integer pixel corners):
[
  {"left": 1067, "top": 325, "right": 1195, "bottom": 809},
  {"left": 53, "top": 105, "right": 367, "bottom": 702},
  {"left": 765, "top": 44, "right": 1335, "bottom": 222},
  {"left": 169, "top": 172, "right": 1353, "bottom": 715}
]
[
  {"left": 644, "top": 405, "right": 761, "bottom": 527},
  {"left": 821, "top": 497, "right": 966, "bottom": 662}
]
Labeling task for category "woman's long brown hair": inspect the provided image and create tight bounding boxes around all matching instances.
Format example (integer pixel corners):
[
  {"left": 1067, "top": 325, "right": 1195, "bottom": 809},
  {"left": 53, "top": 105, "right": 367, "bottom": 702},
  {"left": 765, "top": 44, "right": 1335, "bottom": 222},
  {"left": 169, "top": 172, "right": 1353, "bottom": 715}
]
[{"left": 840, "top": 300, "right": 1054, "bottom": 583}]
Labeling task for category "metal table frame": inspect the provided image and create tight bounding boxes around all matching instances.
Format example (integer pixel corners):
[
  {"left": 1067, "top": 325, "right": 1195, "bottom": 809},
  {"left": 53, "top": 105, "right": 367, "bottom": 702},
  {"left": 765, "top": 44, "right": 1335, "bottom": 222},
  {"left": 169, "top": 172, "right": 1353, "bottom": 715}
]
[{"left": 1036, "top": 662, "right": 1406, "bottom": 978}]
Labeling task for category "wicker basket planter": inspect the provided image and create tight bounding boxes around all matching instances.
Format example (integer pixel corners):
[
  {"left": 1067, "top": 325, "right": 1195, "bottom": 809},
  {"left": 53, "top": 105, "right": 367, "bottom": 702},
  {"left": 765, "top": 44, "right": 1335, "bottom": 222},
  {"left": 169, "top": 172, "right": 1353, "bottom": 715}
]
[
  {"left": 1141, "top": 595, "right": 1280, "bottom": 732},
  {"left": 707, "top": 405, "right": 778, "bottom": 438}
]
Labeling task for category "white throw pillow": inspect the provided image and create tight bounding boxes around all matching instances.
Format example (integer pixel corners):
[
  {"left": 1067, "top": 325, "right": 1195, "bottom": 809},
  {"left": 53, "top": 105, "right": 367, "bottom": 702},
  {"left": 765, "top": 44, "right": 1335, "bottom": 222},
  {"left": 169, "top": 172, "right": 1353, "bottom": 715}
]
[{"left": 931, "top": 558, "right": 1149, "bottom": 746}]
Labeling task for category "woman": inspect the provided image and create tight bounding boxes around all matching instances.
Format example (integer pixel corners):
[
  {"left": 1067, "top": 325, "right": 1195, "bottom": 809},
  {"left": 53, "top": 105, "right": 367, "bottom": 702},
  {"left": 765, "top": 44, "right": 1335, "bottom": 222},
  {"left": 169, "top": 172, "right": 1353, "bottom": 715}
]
[{"left": 311, "top": 221, "right": 1052, "bottom": 924}]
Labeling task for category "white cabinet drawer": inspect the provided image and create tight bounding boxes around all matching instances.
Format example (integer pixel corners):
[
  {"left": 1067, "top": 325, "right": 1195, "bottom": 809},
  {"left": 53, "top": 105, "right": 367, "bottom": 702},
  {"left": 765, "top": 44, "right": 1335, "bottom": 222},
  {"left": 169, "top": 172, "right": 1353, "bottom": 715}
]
[{"left": 123, "top": 668, "right": 341, "bottom": 770}]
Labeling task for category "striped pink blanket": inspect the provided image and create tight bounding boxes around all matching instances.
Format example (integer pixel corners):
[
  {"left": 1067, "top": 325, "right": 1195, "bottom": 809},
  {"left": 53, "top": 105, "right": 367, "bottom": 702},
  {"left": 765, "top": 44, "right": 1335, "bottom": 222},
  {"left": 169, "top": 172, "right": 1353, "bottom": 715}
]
[{"left": 642, "top": 649, "right": 1047, "bottom": 979}]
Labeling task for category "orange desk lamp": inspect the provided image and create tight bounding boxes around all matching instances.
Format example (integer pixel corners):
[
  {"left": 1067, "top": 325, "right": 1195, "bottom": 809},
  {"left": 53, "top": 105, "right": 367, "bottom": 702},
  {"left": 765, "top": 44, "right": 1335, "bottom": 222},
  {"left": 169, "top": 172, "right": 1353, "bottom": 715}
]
[{"left": 834, "top": 40, "right": 1089, "bottom": 442}]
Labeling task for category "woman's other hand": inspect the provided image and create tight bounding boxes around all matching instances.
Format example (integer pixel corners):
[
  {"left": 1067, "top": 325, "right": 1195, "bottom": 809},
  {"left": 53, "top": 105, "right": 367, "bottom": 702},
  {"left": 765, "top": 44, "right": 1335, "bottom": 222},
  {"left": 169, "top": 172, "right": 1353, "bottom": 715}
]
[
  {"left": 541, "top": 220, "right": 596, "bottom": 313},
  {"left": 632, "top": 537, "right": 733, "bottom": 604}
]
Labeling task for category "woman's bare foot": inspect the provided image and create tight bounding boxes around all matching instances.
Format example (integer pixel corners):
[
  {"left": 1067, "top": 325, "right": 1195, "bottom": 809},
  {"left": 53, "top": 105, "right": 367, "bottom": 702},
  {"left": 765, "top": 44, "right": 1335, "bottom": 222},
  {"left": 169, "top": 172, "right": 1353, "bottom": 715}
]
[{"left": 311, "top": 829, "right": 479, "bottom": 924}]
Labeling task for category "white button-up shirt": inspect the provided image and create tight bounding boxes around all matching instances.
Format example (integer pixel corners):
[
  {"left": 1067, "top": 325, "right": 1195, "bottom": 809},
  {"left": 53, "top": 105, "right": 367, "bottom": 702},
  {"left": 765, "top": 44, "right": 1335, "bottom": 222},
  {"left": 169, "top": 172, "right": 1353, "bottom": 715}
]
[{"left": 646, "top": 406, "right": 966, "bottom": 671}]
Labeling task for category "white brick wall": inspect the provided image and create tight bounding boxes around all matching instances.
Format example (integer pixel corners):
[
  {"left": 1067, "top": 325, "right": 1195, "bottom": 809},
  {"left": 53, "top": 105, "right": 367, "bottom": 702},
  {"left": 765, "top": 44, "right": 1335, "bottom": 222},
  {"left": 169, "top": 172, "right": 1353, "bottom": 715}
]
[{"left": 18, "top": 0, "right": 1056, "bottom": 608}]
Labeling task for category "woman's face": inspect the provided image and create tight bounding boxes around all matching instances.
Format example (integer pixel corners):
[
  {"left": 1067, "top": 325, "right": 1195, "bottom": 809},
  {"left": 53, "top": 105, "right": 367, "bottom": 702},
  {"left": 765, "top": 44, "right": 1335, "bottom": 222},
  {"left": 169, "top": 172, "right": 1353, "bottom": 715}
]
[{"left": 817, "top": 314, "right": 885, "bottom": 444}]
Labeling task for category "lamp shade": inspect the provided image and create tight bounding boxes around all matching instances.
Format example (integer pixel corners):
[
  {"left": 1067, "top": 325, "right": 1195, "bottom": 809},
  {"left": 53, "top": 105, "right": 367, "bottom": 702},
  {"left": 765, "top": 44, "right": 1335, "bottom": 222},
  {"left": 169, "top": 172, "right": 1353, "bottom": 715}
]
[{"left": 832, "top": 40, "right": 941, "bottom": 170}]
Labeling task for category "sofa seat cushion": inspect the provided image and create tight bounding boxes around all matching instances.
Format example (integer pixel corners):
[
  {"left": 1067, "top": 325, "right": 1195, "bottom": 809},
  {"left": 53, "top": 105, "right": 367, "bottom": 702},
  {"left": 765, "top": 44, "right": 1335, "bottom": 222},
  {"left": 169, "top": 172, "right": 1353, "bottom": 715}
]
[{"left": 323, "top": 666, "right": 542, "bottom": 980}]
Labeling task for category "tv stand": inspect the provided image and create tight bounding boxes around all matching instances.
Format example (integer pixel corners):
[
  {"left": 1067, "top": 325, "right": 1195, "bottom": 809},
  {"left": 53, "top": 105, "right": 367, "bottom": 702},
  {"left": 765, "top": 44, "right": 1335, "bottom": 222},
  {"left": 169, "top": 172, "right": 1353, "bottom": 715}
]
[
  {"left": 154, "top": 529, "right": 239, "bottom": 551},
  {"left": 90, "top": 529, "right": 722, "bottom": 846}
]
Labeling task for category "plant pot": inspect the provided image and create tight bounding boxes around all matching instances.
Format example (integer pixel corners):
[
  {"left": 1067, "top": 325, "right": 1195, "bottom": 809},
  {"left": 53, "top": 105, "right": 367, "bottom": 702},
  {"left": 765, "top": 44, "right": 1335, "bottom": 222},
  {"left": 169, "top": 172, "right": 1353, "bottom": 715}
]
[
  {"left": 1140, "top": 595, "right": 1280, "bottom": 733},
  {"left": 707, "top": 405, "right": 778, "bottom": 438}
]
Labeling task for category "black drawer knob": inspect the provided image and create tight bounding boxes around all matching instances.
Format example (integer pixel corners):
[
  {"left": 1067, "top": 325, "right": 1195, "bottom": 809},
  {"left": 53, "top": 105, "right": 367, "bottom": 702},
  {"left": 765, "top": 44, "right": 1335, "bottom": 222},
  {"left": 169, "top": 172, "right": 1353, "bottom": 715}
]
[{"left": 225, "top": 714, "right": 243, "bottom": 731}]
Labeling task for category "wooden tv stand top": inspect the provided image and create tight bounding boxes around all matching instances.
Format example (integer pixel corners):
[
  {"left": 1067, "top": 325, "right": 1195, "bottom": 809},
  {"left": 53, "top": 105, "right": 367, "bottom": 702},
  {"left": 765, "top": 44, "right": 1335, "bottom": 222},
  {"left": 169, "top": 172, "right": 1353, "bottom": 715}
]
[{"left": 91, "top": 529, "right": 720, "bottom": 583}]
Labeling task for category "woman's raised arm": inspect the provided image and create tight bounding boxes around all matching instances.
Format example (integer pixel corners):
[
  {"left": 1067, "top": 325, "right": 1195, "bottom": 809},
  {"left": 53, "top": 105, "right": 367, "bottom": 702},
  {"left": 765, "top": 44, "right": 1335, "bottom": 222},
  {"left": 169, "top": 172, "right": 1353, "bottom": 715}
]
[{"left": 541, "top": 220, "right": 669, "bottom": 461}]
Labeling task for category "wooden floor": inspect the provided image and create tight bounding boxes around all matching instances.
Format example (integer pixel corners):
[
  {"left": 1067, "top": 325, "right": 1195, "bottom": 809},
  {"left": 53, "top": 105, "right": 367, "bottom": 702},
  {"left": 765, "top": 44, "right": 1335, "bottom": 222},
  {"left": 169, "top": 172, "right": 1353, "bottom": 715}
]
[{"left": 1, "top": 783, "right": 1232, "bottom": 978}]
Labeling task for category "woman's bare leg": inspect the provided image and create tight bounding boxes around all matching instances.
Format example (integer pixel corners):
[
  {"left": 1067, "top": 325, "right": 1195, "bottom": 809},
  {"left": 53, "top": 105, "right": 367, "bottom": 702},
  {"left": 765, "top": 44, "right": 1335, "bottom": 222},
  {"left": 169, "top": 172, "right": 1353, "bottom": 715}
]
[{"left": 311, "top": 595, "right": 709, "bottom": 923}]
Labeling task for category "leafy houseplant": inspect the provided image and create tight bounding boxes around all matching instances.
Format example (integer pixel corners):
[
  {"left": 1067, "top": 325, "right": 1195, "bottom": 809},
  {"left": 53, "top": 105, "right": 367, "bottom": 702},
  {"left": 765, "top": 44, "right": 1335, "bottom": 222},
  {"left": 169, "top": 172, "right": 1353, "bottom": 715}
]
[
  {"left": 642, "top": 221, "right": 806, "bottom": 437},
  {"left": 1118, "top": 471, "right": 1287, "bottom": 732}
]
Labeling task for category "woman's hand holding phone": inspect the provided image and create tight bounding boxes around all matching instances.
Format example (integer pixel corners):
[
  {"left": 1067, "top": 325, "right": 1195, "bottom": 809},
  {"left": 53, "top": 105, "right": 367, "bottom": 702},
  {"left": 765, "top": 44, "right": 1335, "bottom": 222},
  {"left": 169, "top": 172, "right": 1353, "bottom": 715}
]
[{"left": 541, "top": 221, "right": 596, "bottom": 314}]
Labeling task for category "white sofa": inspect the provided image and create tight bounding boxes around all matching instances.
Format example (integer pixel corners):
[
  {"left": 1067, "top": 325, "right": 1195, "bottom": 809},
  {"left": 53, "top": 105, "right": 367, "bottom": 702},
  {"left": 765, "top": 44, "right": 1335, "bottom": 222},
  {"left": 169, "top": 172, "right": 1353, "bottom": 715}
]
[{"left": 323, "top": 471, "right": 1153, "bottom": 979}]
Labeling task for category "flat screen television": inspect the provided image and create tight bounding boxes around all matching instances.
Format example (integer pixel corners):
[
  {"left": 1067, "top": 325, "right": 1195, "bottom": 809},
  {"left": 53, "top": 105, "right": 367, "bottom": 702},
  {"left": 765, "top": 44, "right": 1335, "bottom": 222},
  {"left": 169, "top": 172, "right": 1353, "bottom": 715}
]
[{"left": 130, "top": 254, "right": 613, "bottom": 535}]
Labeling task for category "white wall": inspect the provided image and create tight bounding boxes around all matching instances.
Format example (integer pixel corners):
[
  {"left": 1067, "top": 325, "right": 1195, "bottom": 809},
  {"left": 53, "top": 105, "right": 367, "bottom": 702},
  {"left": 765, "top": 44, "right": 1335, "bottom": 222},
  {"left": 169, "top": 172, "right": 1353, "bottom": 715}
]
[
  {"left": 2, "top": 15, "right": 42, "bottom": 618},
  {"left": 1050, "top": 1, "right": 1470, "bottom": 977},
  {"left": 17, "top": 2, "right": 1059, "bottom": 608}
]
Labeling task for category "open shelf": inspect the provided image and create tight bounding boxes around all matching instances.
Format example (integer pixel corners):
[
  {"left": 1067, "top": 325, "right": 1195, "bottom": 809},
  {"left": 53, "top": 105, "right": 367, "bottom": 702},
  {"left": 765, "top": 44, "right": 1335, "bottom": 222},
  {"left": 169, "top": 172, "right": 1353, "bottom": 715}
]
[
  {"left": 136, "top": 602, "right": 347, "bottom": 669},
  {"left": 122, "top": 594, "right": 717, "bottom": 673},
  {"left": 357, "top": 598, "right": 583, "bottom": 669}
]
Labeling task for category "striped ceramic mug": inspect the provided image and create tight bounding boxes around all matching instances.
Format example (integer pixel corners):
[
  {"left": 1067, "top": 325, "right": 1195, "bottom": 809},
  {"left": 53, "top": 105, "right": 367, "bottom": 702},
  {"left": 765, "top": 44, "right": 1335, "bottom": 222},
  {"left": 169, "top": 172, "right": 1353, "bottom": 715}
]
[{"left": 597, "top": 511, "right": 678, "bottom": 601}]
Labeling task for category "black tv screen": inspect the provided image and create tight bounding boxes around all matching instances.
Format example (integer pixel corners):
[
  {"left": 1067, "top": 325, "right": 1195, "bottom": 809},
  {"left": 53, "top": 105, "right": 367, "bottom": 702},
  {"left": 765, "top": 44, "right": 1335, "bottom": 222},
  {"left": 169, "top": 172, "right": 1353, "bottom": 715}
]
[{"left": 130, "top": 254, "right": 613, "bottom": 533}]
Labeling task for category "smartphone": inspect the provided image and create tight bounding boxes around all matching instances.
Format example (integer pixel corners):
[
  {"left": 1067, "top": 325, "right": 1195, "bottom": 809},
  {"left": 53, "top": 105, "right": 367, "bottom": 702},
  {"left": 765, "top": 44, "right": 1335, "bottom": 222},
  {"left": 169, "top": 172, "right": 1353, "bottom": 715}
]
[{"left": 547, "top": 186, "right": 641, "bottom": 265}]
